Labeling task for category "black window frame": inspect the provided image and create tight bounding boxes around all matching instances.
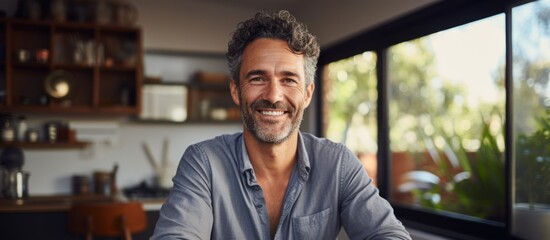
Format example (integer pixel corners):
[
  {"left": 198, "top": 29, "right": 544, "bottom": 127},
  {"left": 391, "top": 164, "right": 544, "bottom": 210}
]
[{"left": 317, "top": 0, "right": 532, "bottom": 238}]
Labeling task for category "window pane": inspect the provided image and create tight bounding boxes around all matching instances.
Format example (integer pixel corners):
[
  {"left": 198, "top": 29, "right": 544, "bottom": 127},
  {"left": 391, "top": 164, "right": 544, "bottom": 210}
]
[
  {"left": 322, "top": 52, "right": 378, "bottom": 184},
  {"left": 388, "top": 15, "right": 506, "bottom": 222},
  {"left": 512, "top": 0, "right": 550, "bottom": 238}
]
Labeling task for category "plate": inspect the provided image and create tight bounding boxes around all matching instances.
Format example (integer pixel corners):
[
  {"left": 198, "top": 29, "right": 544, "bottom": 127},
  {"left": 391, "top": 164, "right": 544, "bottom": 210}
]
[{"left": 44, "top": 70, "right": 74, "bottom": 99}]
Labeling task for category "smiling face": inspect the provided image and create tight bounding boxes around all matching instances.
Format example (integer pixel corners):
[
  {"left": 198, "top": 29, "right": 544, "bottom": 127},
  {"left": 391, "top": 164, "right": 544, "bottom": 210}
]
[{"left": 230, "top": 38, "right": 314, "bottom": 144}]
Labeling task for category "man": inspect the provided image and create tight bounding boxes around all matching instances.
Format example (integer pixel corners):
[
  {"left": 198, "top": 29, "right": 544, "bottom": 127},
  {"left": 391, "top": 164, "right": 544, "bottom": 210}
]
[{"left": 151, "top": 10, "right": 411, "bottom": 240}]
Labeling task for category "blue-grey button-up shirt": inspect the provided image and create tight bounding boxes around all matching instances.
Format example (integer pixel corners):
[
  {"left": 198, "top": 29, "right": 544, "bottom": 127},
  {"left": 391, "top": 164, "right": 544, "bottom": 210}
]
[{"left": 151, "top": 132, "right": 411, "bottom": 240}]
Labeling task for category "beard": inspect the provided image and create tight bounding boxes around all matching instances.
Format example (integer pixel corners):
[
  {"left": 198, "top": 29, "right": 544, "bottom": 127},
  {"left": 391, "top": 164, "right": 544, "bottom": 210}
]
[{"left": 240, "top": 98, "right": 304, "bottom": 144}]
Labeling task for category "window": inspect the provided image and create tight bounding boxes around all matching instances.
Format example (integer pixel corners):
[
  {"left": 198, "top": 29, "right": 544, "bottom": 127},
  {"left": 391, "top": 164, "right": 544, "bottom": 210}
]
[
  {"left": 388, "top": 15, "right": 506, "bottom": 221},
  {"left": 322, "top": 52, "right": 378, "bottom": 184},
  {"left": 512, "top": 1, "right": 550, "bottom": 239},
  {"left": 319, "top": 0, "right": 549, "bottom": 238}
]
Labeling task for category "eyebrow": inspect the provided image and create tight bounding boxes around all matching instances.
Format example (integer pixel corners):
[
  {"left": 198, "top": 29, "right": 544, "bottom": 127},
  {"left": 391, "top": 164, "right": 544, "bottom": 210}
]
[
  {"left": 280, "top": 70, "right": 301, "bottom": 78},
  {"left": 243, "top": 69, "right": 267, "bottom": 79},
  {"left": 243, "top": 69, "right": 301, "bottom": 79}
]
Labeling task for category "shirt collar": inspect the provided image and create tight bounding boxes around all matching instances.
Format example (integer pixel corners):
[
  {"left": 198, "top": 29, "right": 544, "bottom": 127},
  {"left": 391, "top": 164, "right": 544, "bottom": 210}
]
[{"left": 239, "top": 132, "right": 311, "bottom": 182}]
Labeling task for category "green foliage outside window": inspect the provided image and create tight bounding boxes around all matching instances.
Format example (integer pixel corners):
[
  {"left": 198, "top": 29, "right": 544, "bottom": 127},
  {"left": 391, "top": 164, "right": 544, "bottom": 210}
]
[{"left": 515, "top": 110, "right": 550, "bottom": 206}]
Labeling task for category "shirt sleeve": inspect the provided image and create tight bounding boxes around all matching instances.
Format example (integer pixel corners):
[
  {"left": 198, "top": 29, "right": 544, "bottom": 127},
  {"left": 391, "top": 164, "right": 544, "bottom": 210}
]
[
  {"left": 151, "top": 144, "right": 213, "bottom": 240},
  {"left": 338, "top": 147, "right": 412, "bottom": 240}
]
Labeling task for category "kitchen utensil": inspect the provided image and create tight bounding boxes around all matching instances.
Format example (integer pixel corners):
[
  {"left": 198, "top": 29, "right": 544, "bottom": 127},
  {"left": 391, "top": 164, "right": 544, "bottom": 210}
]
[
  {"left": 141, "top": 142, "right": 158, "bottom": 171},
  {"left": 141, "top": 139, "right": 173, "bottom": 189},
  {"left": 2, "top": 169, "right": 30, "bottom": 199}
]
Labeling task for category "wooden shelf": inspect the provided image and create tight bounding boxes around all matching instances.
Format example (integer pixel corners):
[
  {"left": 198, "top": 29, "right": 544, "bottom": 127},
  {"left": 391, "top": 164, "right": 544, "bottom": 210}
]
[
  {"left": 0, "top": 141, "right": 91, "bottom": 149},
  {"left": 1, "top": 18, "right": 142, "bottom": 115}
]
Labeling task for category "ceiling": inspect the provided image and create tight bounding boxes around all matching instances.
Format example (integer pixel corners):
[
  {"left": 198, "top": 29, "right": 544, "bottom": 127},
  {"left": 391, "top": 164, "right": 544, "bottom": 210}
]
[{"left": 192, "top": 0, "right": 310, "bottom": 11}]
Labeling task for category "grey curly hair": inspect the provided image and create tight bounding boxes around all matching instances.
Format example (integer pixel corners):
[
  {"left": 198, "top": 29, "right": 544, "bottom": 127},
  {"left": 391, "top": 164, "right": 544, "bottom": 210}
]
[{"left": 226, "top": 10, "right": 320, "bottom": 87}]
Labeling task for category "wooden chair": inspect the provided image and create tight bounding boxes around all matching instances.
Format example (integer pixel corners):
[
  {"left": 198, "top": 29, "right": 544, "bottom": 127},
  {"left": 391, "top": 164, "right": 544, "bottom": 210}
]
[{"left": 68, "top": 201, "right": 147, "bottom": 240}]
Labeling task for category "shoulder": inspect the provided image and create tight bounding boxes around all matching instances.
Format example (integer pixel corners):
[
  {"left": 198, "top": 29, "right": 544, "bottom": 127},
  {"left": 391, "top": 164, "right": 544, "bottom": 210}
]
[
  {"left": 183, "top": 132, "right": 242, "bottom": 167},
  {"left": 300, "top": 132, "right": 350, "bottom": 155},
  {"left": 191, "top": 132, "right": 242, "bottom": 151},
  {"left": 300, "top": 132, "right": 362, "bottom": 170},
  {"left": 299, "top": 132, "right": 358, "bottom": 172}
]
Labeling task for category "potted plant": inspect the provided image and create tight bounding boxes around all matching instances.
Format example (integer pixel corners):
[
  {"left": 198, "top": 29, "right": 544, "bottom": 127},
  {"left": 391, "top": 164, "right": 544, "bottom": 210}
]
[{"left": 513, "top": 110, "right": 550, "bottom": 240}]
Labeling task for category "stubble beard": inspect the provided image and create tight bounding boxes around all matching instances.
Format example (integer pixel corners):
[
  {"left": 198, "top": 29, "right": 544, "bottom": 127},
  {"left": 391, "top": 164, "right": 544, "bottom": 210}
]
[{"left": 240, "top": 97, "right": 303, "bottom": 144}]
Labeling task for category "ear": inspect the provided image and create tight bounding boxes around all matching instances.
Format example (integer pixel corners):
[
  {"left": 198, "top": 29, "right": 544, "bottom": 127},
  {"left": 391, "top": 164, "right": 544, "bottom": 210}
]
[
  {"left": 303, "top": 82, "right": 315, "bottom": 108},
  {"left": 229, "top": 79, "right": 241, "bottom": 106}
]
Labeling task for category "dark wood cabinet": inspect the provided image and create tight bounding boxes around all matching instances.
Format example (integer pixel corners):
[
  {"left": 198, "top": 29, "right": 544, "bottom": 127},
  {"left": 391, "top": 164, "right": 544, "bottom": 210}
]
[{"left": 0, "top": 18, "right": 142, "bottom": 115}]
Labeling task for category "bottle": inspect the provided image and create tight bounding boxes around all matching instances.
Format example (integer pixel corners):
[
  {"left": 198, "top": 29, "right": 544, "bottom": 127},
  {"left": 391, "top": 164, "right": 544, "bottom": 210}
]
[{"left": 16, "top": 116, "right": 27, "bottom": 142}]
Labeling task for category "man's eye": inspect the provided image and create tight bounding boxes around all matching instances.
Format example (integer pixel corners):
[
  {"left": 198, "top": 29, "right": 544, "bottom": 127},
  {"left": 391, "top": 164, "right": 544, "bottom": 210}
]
[
  {"left": 249, "top": 77, "right": 264, "bottom": 83},
  {"left": 283, "top": 78, "right": 298, "bottom": 85}
]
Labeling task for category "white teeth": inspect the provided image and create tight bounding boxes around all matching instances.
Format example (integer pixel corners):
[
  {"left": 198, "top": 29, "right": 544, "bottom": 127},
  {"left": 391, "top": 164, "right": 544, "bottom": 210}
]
[{"left": 261, "top": 110, "right": 284, "bottom": 116}]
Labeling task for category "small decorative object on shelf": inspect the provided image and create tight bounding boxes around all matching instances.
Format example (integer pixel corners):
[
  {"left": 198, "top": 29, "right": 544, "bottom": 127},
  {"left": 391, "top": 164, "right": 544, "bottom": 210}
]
[
  {"left": 1, "top": 113, "right": 15, "bottom": 142},
  {"left": 16, "top": 116, "right": 27, "bottom": 142},
  {"left": 35, "top": 49, "right": 49, "bottom": 64},
  {"left": 25, "top": 128, "right": 39, "bottom": 143}
]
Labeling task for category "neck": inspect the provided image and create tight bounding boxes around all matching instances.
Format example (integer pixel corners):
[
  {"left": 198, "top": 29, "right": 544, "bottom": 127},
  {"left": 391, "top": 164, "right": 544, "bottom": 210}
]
[{"left": 243, "top": 131, "right": 298, "bottom": 179}]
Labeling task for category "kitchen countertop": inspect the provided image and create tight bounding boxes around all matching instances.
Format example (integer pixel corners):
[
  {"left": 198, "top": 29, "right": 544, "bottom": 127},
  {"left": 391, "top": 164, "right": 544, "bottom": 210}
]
[{"left": 0, "top": 195, "right": 165, "bottom": 213}]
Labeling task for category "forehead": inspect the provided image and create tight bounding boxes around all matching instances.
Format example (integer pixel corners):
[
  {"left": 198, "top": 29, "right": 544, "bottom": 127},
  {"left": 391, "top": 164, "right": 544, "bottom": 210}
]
[{"left": 240, "top": 38, "right": 304, "bottom": 74}]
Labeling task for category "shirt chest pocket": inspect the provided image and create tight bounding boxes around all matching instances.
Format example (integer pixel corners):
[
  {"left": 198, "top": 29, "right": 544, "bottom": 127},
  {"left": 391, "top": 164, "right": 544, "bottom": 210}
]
[{"left": 292, "top": 208, "right": 333, "bottom": 240}]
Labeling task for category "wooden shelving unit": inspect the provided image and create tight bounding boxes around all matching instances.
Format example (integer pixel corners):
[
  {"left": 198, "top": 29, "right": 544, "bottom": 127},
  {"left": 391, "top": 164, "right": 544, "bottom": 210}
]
[{"left": 0, "top": 18, "right": 142, "bottom": 114}]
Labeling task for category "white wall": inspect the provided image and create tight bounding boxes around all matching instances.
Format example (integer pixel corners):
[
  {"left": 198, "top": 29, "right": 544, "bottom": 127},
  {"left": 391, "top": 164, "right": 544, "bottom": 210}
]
[
  {"left": 0, "top": 0, "right": 437, "bottom": 195},
  {"left": 23, "top": 120, "right": 241, "bottom": 194}
]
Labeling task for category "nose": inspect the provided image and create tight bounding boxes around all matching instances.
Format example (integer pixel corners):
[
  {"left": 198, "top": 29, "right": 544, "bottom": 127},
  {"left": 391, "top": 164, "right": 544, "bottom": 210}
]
[{"left": 263, "top": 80, "right": 284, "bottom": 103}]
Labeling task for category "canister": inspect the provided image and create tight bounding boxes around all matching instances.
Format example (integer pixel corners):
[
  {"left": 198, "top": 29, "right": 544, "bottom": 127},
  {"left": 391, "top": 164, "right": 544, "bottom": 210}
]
[
  {"left": 93, "top": 171, "right": 111, "bottom": 196},
  {"left": 72, "top": 175, "right": 91, "bottom": 195}
]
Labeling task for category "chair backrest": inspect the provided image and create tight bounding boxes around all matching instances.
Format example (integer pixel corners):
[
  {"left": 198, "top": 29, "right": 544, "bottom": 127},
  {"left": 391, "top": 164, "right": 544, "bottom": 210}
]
[{"left": 68, "top": 201, "right": 147, "bottom": 239}]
